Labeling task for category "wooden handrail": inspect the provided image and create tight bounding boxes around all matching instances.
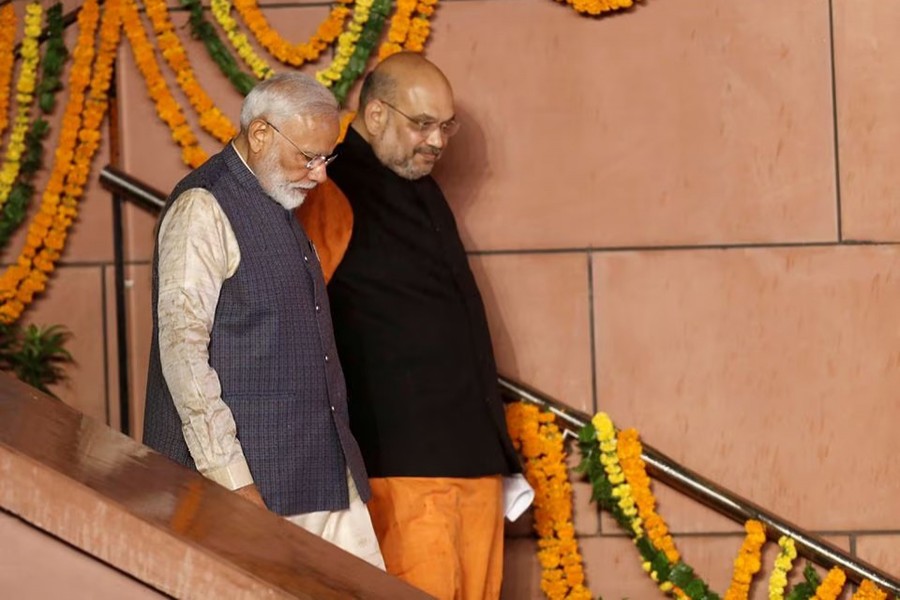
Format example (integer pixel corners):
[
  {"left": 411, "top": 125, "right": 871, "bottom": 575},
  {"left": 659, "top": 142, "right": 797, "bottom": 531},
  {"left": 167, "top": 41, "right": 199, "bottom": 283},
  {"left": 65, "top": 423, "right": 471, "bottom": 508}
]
[{"left": 0, "top": 373, "right": 430, "bottom": 599}]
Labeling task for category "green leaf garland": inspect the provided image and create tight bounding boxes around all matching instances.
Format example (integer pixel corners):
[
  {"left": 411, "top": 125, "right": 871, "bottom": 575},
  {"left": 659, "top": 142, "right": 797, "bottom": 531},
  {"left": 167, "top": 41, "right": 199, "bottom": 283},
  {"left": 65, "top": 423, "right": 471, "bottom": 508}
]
[
  {"left": 180, "top": 0, "right": 256, "bottom": 96},
  {"left": 332, "top": 0, "right": 391, "bottom": 103},
  {"left": 0, "top": 3, "right": 68, "bottom": 250}
]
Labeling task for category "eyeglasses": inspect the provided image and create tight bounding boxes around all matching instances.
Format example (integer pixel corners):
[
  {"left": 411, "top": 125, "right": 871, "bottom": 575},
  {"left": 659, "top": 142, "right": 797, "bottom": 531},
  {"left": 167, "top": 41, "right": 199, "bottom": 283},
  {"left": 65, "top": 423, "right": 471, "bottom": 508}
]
[
  {"left": 378, "top": 100, "right": 460, "bottom": 138},
  {"left": 264, "top": 120, "right": 338, "bottom": 170}
]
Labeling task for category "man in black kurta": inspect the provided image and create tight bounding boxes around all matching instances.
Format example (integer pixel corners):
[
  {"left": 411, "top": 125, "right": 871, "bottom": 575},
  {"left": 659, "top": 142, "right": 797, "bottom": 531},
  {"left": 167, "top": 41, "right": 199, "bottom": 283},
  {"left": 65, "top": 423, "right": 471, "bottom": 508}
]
[{"left": 325, "top": 53, "right": 522, "bottom": 599}]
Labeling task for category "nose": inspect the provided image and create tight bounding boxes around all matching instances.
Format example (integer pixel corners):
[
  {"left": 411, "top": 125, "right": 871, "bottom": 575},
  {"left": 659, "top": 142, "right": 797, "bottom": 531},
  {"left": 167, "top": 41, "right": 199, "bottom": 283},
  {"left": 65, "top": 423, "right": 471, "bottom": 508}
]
[
  {"left": 425, "top": 126, "right": 446, "bottom": 149},
  {"left": 308, "top": 163, "right": 328, "bottom": 183}
]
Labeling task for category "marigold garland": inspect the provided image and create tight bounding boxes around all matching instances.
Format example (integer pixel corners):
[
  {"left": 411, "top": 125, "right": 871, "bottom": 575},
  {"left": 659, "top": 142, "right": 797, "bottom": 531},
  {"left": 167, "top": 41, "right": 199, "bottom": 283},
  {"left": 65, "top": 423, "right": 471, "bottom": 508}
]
[
  {"left": 596, "top": 415, "right": 678, "bottom": 596},
  {"left": 34, "top": 1, "right": 69, "bottom": 114},
  {"left": 505, "top": 403, "right": 591, "bottom": 600},
  {"left": 618, "top": 428, "right": 680, "bottom": 563},
  {"left": 404, "top": 0, "right": 439, "bottom": 52},
  {"left": 141, "top": 0, "right": 236, "bottom": 142},
  {"left": 0, "top": 0, "right": 105, "bottom": 323},
  {"left": 563, "top": 0, "right": 639, "bottom": 17},
  {"left": 119, "top": 0, "right": 207, "bottom": 169},
  {"left": 0, "top": 3, "right": 69, "bottom": 250},
  {"left": 812, "top": 568, "right": 846, "bottom": 600},
  {"left": 234, "top": 0, "right": 351, "bottom": 68},
  {"left": 768, "top": 536, "right": 797, "bottom": 600},
  {"left": 316, "top": 0, "right": 375, "bottom": 87},
  {"left": 617, "top": 428, "right": 693, "bottom": 598},
  {"left": 723, "top": 520, "right": 766, "bottom": 600},
  {"left": 377, "top": 0, "right": 417, "bottom": 60},
  {"left": 594, "top": 413, "right": 642, "bottom": 537},
  {"left": 0, "top": 3, "right": 43, "bottom": 214},
  {"left": 331, "top": 0, "right": 392, "bottom": 103},
  {"left": 33, "top": 0, "right": 118, "bottom": 270},
  {"left": 850, "top": 580, "right": 888, "bottom": 600},
  {"left": 210, "top": 0, "right": 273, "bottom": 80},
  {"left": 576, "top": 411, "right": 720, "bottom": 599},
  {"left": 0, "top": 5, "right": 18, "bottom": 138},
  {"left": 572, "top": 408, "right": 892, "bottom": 600},
  {"left": 180, "top": 0, "right": 256, "bottom": 96}
]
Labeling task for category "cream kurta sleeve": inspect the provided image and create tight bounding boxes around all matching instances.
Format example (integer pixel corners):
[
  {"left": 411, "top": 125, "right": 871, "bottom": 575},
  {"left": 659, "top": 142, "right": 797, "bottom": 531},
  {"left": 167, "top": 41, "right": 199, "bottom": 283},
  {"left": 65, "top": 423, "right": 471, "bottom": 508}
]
[{"left": 156, "top": 187, "right": 252, "bottom": 490}]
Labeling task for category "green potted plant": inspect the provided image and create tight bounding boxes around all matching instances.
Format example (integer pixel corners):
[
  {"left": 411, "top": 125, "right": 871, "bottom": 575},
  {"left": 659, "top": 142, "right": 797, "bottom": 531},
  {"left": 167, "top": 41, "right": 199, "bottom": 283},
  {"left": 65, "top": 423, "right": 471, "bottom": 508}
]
[{"left": 0, "top": 323, "right": 73, "bottom": 397}]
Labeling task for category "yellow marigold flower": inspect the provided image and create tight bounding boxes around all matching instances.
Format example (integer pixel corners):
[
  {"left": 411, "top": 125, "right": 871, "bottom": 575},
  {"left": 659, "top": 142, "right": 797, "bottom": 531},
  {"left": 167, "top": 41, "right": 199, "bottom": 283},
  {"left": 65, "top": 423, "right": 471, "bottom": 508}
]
[
  {"left": 850, "top": 580, "right": 888, "bottom": 600},
  {"left": 724, "top": 520, "right": 767, "bottom": 600},
  {"left": 812, "top": 568, "right": 846, "bottom": 600},
  {"left": 140, "top": 0, "right": 236, "bottom": 142},
  {"left": 593, "top": 412, "right": 616, "bottom": 440},
  {"left": 235, "top": 0, "right": 349, "bottom": 68},
  {"left": 505, "top": 402, "right": 589, "bottom": 600},
  {"left": 0, "top": 2, "right": 41, "bottom": 214}
]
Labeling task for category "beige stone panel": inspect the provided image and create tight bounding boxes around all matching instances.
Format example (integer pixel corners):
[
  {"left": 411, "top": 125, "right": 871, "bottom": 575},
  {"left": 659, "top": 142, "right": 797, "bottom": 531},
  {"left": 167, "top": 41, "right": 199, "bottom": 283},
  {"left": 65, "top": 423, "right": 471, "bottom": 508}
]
[
  {"left": 855, "top": 535, "right": 900, "bottom": 587},
  {"left": 17, "top": 266, "right": 108, "bottom": 424},
  {"left": 470, "top": 253, "right": 593, "bottom": 413},
  {"left": 0, "top": 510, "right": 166, "bottom": 599},
  {"left": 427, "top": 0, "right": 836, "bottom": 251},
  {"left": 104, "top": 264, "right": 153, "bottom": 440},
  {"left": 593, "top": 246, "right": 900, "bottom": 531},
  {"left": 834, "top": 0, "right": 900, "bottom": 241}
]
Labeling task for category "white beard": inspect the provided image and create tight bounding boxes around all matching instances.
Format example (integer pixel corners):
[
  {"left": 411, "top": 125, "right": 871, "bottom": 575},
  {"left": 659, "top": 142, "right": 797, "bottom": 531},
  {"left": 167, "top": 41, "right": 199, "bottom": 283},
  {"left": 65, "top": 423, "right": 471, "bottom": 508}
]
[
  {"left": 268, "top": 182, "right": 312, "bottom": 210},
  {"left": 256, "top": 152, "right": 315, "bottom": 210}
]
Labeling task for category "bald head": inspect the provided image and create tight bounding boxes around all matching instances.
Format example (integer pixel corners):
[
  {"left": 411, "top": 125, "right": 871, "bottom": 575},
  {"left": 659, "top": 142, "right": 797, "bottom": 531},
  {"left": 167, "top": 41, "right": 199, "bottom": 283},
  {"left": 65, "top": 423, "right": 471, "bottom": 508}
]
[
  {"left": 354, "top": 53, "right": 457, "bottom": 180},
  {"left": 358, "top": 52, "right": 453, "bottom": 110}
]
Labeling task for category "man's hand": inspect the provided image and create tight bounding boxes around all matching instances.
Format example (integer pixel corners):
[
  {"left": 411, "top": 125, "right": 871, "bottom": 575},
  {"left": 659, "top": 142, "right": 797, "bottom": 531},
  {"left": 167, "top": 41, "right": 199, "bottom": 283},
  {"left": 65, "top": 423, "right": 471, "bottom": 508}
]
[{"left": 234, "top": 483, "right": 267, "bottom": 509}]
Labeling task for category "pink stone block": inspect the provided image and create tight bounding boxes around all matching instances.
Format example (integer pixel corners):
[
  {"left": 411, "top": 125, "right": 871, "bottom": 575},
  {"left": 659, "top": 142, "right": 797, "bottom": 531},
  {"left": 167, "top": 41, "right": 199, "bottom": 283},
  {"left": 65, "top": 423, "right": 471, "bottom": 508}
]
[
  {"left": 593, "top": 246, "right": 900, "bottom": 531},
  {"left": 429, "top": 0, "right": 836, "bottom": 250},
  {"left": 834, "top": 0, "right": 900, "bottom": 241}
]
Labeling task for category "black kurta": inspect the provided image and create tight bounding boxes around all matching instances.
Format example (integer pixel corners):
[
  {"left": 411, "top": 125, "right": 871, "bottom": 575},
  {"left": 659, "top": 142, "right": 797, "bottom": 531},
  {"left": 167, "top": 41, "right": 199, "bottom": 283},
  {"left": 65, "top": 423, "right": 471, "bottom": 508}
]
[{"left": 327, "top": 128, "right": 521, "bottom": 478}]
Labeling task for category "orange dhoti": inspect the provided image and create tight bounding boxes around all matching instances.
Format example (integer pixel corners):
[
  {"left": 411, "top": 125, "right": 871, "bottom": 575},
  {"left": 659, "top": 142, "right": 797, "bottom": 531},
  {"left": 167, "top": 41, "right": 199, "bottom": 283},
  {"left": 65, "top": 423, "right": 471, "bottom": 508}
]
[{"left": 367, "top": 476, "right": 505, "bottom": 600}]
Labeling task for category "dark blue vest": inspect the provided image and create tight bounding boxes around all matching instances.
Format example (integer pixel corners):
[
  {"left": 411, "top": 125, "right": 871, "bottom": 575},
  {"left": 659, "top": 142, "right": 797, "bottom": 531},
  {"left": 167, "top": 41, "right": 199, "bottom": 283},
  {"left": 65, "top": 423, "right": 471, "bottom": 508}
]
[{"left": 144, "top": 145, "right": 370, "bottom": 515}]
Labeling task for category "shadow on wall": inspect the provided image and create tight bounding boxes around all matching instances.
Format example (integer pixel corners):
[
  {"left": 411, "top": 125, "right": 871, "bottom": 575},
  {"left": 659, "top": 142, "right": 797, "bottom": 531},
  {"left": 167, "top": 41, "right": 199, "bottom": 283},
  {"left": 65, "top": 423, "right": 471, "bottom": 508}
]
[
  {"left": 432, "top": 102, "right": 490, "bottom": 249},
  {"left": 429, "top": 102, "right": 519, "bottom": 381},
  {"left": 467, "top": 255, "right": 518, "bottom": 384}
]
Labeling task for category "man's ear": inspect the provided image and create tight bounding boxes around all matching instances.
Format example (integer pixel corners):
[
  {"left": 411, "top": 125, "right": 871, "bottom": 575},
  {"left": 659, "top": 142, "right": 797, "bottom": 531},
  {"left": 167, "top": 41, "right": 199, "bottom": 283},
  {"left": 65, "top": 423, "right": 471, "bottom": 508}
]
[
  {"left": 362, "top": 101, "right": 387, "bottom": 136},
  {"left": 247, "top": 119, "right": 269, "bottom": 154}
]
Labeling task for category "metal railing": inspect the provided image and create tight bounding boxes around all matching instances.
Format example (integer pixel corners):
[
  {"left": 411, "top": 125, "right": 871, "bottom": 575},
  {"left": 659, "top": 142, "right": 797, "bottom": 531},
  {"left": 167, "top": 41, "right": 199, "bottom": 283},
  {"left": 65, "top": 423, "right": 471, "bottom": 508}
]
[
  {"left": 100, "top": 165, "right": 900, "bottom": 596},
  {"left": 99, "top": 167, "right": 166, "bottom": 434},
  {"left": 499, "top": 376, "right": 900, "bottom": 595}
]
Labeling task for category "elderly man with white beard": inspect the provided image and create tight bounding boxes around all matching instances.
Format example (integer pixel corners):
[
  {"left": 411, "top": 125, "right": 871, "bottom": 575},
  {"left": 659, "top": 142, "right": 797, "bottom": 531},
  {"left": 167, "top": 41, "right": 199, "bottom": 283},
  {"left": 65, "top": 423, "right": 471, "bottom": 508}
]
[{"left": 142, "top": 73, "right": 384, "bottom": 569}]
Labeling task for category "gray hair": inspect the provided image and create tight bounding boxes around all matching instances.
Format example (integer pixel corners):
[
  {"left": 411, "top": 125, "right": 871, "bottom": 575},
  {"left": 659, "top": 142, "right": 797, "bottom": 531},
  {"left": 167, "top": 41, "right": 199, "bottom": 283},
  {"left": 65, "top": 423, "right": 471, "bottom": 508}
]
[
  {"left": 358, "top": 69, "right": 397, "bottom": 110},
  {"left": 240, "top": 72, "right": 339, "bottom": 131}
]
